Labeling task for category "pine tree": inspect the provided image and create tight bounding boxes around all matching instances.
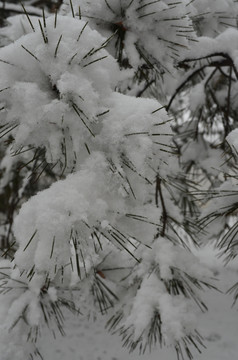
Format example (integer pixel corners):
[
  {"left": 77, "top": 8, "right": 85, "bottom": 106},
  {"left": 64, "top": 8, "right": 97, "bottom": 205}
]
[{"left": 0, "top": 1, "right": 237, "bottom": 359}]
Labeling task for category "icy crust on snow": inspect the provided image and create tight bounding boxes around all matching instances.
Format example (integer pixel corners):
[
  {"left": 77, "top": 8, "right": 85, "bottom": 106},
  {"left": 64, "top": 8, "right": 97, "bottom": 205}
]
[
  {"left": 62, "top": 0, "right": 195, "bottom": 71},
  {"left": 0, "top": 15, "right": 121, "bottom": 166}
]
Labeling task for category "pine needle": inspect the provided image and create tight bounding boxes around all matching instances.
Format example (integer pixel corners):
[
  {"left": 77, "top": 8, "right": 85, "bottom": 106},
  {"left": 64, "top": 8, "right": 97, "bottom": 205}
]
[
  {"left": 54, "top": 10, "right": 58, "bottom": 28},
  {"left": 23, "top": 230, "right": 37, "bottom": 251},
  {"left": 77, "top": 21, "right": 88, "bottom": 42},
  {"left": 50, "top": 237, "right": 56, "bottom": 259},
  {"left": 54, "top": 34, "right": 63, "bottom": 57},
  {"left": 69, "top": 0, "right": 75, "bottom": 18},
  {"left": 21, "top": 2, "right": 35, "bottom": 32},
  {"left": 83, "top": 55, "right": 108, "bottom": 68},
  {"left": 38, "top": 19, "right": 48, "bottom": 44},
  {"left": 21, "top": 45, "right": 39, "bottom": 62},
  {"left": 72, "top": 102, "right": 95, "bottom": 137}
]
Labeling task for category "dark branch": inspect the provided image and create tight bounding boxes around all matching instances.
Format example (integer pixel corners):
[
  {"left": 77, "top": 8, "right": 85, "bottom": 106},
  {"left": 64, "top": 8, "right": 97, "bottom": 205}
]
[
  {"left": 167, "top": 52, "right": 238, "bottom": 111},
  {"left": 156, "top": 176, "right": 167, "bottom": 237}
]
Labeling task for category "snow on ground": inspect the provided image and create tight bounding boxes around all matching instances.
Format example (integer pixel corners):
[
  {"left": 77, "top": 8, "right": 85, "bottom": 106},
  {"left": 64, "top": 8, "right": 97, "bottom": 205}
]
[{"left": 36, "top": 244, "right": 238, "bottom": 360}]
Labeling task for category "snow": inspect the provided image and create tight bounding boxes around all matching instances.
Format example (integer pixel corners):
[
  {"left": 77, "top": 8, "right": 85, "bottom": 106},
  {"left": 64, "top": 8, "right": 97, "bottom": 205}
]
[
  {"left": 13, "top": 245, "right": 238, "bottom": 360},
  {"left": 62, "top": 0, "right": 195, "bottom": 72},
  {"left": 0, "top": 1, "right": 238, "bottom": 359},
  {"left": 0, "top": 15, "right": 122, "bottom": 165},
  {"left": 184, "top": 27, "right": 238, "bottom": 64},
  {"left": 0, "top": 14, "right": 41, "bottom": 43},
  {"left": 189, "top": 83, "right": 206, "bottom": 112},
  {"left": 188, "top": 0, "right": 238, "bottom": 37},
  {"left": 0, "top": 2, "right": 44, "bottom": 16},
  {"left": 226, "top": 129, "right": 238, "bottom": 152}
]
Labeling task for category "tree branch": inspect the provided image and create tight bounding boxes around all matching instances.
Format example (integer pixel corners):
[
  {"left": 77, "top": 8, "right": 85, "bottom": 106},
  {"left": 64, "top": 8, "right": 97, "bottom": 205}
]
[{"left": 167, "top": 52, "right": 238, "bottom": 111}]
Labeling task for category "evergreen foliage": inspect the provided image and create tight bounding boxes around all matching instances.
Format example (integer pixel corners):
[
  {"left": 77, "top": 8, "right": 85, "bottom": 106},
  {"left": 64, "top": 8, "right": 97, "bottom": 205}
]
[{"left": 0, "top": 1, "right": 237, "bottom": 359}]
